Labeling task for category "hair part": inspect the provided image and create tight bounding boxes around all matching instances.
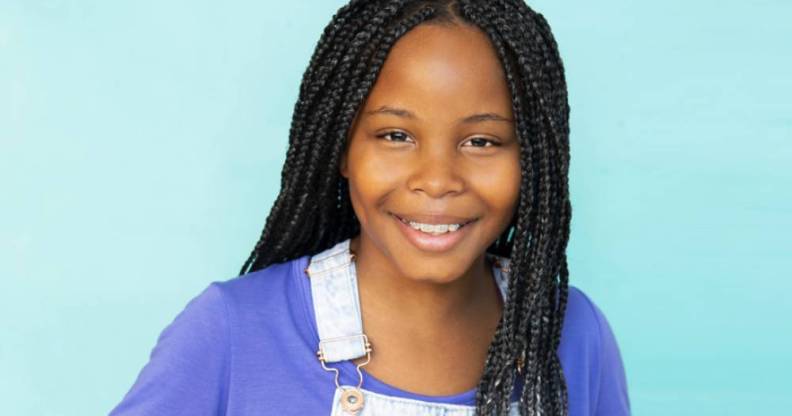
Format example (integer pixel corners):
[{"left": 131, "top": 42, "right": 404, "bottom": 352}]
[{"left": 239, "top": 1, "right": 571, "bottom": 414}]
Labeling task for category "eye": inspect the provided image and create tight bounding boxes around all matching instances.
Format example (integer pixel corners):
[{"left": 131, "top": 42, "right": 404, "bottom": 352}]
[
  {"left": 463, "top": 137, "right": 501, "bottom": 148},
  {"left": 376, "top": 130, "right": 414, "bottom": 143}
]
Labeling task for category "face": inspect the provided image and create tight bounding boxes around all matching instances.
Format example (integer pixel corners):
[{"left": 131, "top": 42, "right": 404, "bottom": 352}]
[{"left": 340, "top": 23, "right": 521, "bottom": 284}]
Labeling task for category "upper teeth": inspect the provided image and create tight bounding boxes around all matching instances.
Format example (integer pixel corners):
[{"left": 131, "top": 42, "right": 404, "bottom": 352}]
[{"left": 407, "top": 220, "right": 462, "bottom": 234}]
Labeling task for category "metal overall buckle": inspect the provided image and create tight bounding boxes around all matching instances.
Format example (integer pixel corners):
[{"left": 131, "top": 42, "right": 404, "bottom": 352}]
[{"left": 317, "top": 334, "right": 373, "bottom": 414}]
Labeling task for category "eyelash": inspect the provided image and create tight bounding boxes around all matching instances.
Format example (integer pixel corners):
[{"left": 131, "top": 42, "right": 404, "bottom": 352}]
[{"left": 376, "top": 131, "right": 500, "bottom": 147}]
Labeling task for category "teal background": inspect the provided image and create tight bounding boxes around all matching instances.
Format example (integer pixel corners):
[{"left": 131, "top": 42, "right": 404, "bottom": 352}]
[{"left": 1, "top": 1, "right": 790, "bottom": 414}]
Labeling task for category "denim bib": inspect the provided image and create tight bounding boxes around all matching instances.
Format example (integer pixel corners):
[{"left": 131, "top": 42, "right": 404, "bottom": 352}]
[{"left": 306, "top": 238, "right": 520, "bottom": 415}]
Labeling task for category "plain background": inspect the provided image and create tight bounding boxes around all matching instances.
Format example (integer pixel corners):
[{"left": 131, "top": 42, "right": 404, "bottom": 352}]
[{"left": 1, "top": 1, "right": 790, "bottom": 415}]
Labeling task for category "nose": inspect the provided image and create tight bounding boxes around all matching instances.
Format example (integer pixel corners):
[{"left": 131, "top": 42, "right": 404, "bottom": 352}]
[{"left": 406, "top": 147, "right": 465, "bottom": 198}]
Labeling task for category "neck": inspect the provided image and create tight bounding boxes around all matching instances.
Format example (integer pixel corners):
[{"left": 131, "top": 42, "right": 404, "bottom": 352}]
[{"left": 349, "top": 234, "right": 501, "bottom": 334}]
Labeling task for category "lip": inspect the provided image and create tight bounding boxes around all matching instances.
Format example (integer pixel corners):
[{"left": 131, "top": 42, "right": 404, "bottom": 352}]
[{"left": 390, "top": 212, "right": 477, "bottom": 253}]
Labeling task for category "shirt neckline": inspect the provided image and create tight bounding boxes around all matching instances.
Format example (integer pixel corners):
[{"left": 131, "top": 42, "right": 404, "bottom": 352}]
[{"left": 292, "top": 250, "right": 508, "bottom": 405}]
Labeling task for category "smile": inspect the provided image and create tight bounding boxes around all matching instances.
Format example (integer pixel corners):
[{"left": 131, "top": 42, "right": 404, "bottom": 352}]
[{"left": 390, "top": 212, "right": 477, "bottom": 252}]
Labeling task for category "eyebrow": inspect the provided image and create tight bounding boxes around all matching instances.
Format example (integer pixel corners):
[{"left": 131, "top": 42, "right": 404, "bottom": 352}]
[{"left": 364, "top": 105, "right": 514, "bottom": 124}]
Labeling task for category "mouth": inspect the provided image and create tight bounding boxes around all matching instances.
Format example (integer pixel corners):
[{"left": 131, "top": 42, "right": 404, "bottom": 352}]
[
  {"left": 391, "top": 212, "right": 477, "bottom": 233},
  {"left": 389, "top": 212, "right": 478, "bottom": 252}
]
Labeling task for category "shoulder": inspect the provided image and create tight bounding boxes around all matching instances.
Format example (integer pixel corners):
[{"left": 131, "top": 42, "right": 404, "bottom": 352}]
[
  {"left": 153, "top": 255, "right": 311, "bottom": 350},
  {"left": 563, "top": 285, "right": 611, "bottom": 338},
  {"left": 562, "top": 284, "right": 625, "bottom": 368},
  {"left": 134, "top": 255, "right": 310, "bottom": 359},
  {"left": 110, "top": 255, "right": 315, "bottom": 415},
  {"left": 189, "top": 256, "right": 314, "bottom": 341},
  {"left": 209, "top": 255, "right": 310, "bottom": 311},
  {"left": 215, "top": 255, "right": 307, "bottom": 292},
  {"left": 560, "top": 285, "right": 631, "bottom": 415}
]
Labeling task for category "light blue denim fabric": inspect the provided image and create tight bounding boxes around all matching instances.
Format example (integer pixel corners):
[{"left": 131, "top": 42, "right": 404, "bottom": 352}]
[
  {"left": 329, "top": 386, "right": 521, "bottom": 415},
  {"left": 307, "top": 239, "right": 368, "bottom": 362},
  {"left": 308, "top": 238, "right": 518, "bottom": 415}
]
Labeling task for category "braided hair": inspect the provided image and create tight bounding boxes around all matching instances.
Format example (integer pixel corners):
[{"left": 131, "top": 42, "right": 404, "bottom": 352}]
[{"left": 239, "top": 1, "right": 571, "bottom": 414}]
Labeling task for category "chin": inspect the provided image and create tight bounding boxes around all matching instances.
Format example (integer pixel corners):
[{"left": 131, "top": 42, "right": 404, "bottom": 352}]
[{"left": 395, "top": 257, "right": 471, "bottom": 285}]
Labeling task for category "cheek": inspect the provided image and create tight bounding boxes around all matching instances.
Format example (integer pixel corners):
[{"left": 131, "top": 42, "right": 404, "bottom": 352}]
[
  {"left": 346, "top": 141, "right": 404, "bottom": 220},
  {"left": 474, "top": 154, "right": 521, "bottom": 218}
]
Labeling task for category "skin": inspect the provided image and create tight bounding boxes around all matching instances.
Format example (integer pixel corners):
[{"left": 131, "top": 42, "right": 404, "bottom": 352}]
[{"left": 339, "top": 22, "right": 521, "bottom": 395}]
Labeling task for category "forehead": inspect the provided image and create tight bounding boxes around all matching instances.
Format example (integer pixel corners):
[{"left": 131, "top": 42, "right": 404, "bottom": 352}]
[{"left": 363, "top": 23, "right": 513, "bottom": 119}]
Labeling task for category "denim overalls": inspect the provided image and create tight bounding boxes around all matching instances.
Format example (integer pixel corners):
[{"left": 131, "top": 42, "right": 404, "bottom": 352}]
[{"left": 305, "top": 238, "right": 521, "bottom": 415}]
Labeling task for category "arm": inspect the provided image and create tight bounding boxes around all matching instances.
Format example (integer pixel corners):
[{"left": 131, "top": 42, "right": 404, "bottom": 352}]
[{"left": 109, "top": 283, "right": 230, "bottom": 416}]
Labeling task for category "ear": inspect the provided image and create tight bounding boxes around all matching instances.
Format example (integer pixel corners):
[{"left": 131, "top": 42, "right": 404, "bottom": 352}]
[{"left": 339, "top": 149, "right": 349, "bottom": 178}]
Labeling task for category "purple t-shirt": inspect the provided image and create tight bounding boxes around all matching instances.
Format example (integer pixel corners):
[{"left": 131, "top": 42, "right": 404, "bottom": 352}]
[{"left": 109, "top": 255, "right": 630, "bottom": 415}]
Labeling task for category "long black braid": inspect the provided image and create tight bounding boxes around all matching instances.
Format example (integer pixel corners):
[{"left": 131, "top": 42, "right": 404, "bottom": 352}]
[{"left": 239, "top": 1, "right": 572, "bottom": 414}]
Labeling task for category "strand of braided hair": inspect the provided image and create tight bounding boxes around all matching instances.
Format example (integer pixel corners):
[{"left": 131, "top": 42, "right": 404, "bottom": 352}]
[{"left": 238, "top": 1, "right": 572, "bottom": 415}]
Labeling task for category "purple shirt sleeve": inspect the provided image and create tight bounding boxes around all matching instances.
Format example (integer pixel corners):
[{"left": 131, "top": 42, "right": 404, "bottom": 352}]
[
  {"left": 109, "top": 283, "right": 230, "bottom": 416},
  {"left": 584, "top": 291, "right": 631, "bottom": 415}
]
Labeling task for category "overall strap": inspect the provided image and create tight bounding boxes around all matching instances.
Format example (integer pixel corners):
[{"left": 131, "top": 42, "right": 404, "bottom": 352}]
[{"left": 306, "top": 239, "right": 368, "bottom": 363}]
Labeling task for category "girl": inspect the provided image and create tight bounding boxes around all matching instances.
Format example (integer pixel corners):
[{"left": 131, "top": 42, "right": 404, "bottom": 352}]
[{"left": 110, "top": 1, "right": 630, "bottom": 415}]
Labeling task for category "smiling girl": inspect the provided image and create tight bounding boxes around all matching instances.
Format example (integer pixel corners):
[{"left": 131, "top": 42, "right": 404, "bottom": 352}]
[{"left": 110, "top": 1, "right": 630, "bottom": 415}]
